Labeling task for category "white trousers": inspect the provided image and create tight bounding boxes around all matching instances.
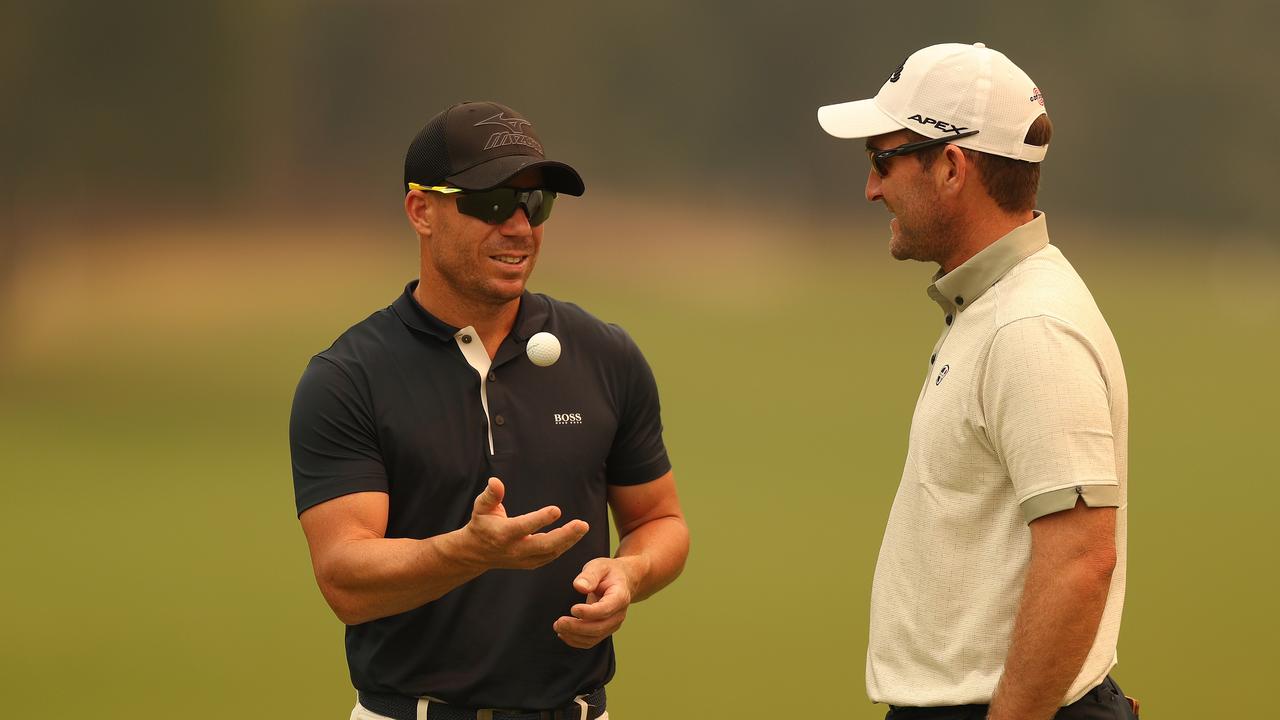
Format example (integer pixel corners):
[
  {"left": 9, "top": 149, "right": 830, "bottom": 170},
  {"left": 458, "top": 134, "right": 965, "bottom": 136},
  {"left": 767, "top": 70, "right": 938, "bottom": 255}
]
[{"left": 350, "top": 699, "right": 610, "bottom": 720}]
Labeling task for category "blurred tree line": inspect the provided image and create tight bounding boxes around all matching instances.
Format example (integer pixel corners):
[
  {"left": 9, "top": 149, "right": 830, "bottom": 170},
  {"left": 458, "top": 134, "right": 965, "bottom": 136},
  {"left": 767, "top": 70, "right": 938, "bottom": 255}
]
[{"left": 2, "top": 0, "right": 1277, "bottom": 245}]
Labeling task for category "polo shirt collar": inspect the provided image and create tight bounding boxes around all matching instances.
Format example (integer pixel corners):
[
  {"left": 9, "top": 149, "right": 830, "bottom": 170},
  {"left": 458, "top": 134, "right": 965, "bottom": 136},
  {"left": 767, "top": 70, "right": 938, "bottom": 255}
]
[
  {"left": 392, "top": 280, "right": 550, "bottom": 342},
  {"left": 928, "top": 211, "right": 1050, "bottom": 314}
]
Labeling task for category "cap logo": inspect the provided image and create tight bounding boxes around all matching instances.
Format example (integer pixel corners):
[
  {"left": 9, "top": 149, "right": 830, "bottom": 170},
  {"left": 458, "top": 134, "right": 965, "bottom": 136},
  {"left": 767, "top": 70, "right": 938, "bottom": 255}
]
[
  {"left": 907, "top": 114, "right": 969, "bottom": 135},
  {"left": 474, "top": 112, "right": 543, "bottom": 153},
  {"left": 888, "top": 57, "right": 906, "bottom": 83},
  {"left": 1030, "top": 87, "right": 1045, "bottom": 106}
]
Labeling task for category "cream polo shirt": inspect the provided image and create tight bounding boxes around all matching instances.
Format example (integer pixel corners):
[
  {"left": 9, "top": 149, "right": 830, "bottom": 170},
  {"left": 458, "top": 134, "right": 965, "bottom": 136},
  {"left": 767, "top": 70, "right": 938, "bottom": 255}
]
[{"left": 865, "top": 212, "right": 1128, "bottom": 708}]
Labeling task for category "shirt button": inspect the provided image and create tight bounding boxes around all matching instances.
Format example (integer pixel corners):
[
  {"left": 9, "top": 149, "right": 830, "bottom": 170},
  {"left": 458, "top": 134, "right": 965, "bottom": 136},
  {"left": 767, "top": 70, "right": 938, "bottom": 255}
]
[
  {"left": 461, "top": 334, "right": 473, "bottom": 344},
  {"left": 487, "top": 372, "right": 496, "bottom": 382},
  {"left": 955, "top": 296, "right": 965, "bottom": 305},
  {"left": 1075, "top": 485, "right": 1084, "bottom": 494},
  {"left": 930, "top": 353, "right": 937, "bottom": 365},
  {"left": 945, "top": 315, "right": 953, "bottom": 326},
  {"left": 494, "top": 415, "right": 505, "bottom": 427}
]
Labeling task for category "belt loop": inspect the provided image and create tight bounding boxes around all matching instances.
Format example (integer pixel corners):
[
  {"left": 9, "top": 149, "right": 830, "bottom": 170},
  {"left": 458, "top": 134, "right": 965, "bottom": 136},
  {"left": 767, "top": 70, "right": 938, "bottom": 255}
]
[{"left": 416, "top": 697, "right": 428, "bottom": 720}]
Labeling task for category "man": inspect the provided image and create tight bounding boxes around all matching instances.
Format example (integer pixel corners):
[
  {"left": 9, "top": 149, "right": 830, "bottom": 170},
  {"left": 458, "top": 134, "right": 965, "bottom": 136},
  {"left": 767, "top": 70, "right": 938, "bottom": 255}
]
[
  {"left": 290, "top": 100, "right": 689, "bottom": 720},
  {"left": 817, "top": 44, "right": 1136, "bottom": 719}
]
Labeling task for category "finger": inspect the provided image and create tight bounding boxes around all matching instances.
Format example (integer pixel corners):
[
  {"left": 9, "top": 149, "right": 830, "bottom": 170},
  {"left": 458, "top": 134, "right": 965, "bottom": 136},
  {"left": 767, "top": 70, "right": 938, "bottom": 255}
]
[
  {"left": 523, "top": 520, "right": 589, "bottom": 558},
  {"left": 556, "top": 630, "right": 601, "bottom": 650},
  {"left": 554, "top": 613, "right": 624, "bottom": 639},
  {"left": 571, "top": 582, "right": 627, "bottom": 620},
  {"left": 508, "top": 505, "right": 565, "bottom": 536},
  {"left": 472, "top": 477, "right": 505, "bottom": 515},
  {"left": 573, "top": 557, "right": 611, "bottom": 594}
]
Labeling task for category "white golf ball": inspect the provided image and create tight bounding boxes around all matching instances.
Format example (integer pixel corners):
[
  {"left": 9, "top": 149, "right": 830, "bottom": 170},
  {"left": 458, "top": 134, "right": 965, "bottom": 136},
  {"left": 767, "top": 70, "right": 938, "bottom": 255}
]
[{"left": 526, "top": 331, "right": 561, "bottom": 367}]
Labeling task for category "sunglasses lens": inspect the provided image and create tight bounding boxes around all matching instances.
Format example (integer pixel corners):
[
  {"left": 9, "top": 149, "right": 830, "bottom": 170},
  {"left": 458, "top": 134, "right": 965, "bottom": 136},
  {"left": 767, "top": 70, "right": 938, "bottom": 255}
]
[
  {"left": 525, "top": 190, "right": 555, "bottom": 227},
  {"left": 455, "top": 188, "right": 556, "bottom": 226},
  {"left": 868, "top": 150, "right": 887, "bottom": 178},
  {"left": 456, "top": 189, "right": 518, "bottom": 224}
]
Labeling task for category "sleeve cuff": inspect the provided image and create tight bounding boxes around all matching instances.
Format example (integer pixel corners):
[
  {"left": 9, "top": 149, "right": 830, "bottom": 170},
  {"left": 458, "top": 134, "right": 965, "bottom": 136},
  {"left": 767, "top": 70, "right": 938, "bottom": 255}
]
[{"left": 1021, "top": 483, "right": 1120, "bottom": 523}]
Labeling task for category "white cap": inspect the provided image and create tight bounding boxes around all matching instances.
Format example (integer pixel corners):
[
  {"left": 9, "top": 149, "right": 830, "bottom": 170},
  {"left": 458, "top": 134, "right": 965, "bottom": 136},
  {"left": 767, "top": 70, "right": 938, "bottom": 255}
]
[{"left": 817, "top": 42, "right": 1049, "bottom": 162}]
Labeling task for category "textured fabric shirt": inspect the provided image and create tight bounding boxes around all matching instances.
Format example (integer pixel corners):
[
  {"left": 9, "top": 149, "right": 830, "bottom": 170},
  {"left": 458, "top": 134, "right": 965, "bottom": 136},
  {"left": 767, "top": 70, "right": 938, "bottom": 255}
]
[
  {"left": 290, "top": 281, "right": 671, "bottom": 709},
  {"left": 866, "top": 213, "right": 1128, "bottom": 707}
]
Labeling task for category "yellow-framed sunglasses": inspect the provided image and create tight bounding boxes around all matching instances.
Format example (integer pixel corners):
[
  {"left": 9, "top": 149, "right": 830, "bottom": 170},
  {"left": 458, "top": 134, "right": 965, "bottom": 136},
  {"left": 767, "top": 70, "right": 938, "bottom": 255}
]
[{"left": 408, "top": 182, "right": 557, "bottom": 227}]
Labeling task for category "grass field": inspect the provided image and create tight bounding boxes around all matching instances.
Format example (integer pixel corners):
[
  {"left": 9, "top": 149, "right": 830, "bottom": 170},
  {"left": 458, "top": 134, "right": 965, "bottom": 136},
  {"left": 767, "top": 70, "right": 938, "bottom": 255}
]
[{"left": 1, "top": 200, "right": 1277, "bottom": 717}]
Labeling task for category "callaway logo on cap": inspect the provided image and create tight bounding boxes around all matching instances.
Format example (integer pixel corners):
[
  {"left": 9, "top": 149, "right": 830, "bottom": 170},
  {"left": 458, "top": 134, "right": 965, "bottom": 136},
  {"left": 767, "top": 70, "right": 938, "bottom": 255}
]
[{"left": 817, "top": 42, "right": 1049, "bottom": 162}]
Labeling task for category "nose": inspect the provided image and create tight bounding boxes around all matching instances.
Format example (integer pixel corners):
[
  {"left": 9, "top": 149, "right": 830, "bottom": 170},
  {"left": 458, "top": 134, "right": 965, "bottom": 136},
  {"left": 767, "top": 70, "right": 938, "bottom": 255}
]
[
  {"left": 865, "top": 168, "right": 883, "bottom": 203},
  {"left": 500, "top": 206, "right": 533, "bottom": 236}
]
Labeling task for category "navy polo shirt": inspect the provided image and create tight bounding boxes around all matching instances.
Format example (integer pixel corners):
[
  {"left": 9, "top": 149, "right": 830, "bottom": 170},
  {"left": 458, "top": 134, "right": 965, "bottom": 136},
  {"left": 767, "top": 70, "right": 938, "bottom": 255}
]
[{"left": 289, "top": 280, "right": 671, "bottom": 709}]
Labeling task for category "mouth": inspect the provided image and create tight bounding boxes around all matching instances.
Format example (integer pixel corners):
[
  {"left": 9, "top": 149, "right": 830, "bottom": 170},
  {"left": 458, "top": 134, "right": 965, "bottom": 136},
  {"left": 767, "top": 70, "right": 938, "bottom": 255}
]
[{"left": 490, "top": 254, "right": 529, "bottom": 267}]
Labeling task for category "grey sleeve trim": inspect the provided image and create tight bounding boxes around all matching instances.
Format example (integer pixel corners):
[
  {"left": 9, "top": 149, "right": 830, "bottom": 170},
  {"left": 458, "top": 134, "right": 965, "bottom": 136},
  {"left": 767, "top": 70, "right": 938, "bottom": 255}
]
[{"left": 1021, "top": 483, "right": 1121, "bottom": 523}]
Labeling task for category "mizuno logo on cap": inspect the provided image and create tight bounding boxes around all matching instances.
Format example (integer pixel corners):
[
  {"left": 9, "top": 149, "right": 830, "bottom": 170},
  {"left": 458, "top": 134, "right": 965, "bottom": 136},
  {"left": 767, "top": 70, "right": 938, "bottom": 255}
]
[
  {"left": 907, "top": 114, "right": 969, "bottom": 135},
  {"left": 474, "top": 112, "right": 543, "bottom": 153},
  {"left": 475, "top": 112, "right": 532, "bottom": 133}
]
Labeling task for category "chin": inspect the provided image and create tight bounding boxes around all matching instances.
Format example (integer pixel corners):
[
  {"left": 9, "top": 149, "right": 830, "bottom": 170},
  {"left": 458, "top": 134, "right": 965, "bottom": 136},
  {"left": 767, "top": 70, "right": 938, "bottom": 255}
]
[
  {"left": 483, "top": 279, "right": 528, "bottom": 304},
  {"left": 888, "top": 235, "right": 911, "bottom": 261}
]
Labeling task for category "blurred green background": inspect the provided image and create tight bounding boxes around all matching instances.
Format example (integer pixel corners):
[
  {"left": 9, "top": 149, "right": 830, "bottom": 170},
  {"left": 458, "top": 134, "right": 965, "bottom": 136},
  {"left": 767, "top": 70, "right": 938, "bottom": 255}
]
[{"left": 2, "top": 2, "right": 1278, "bottom": 718}]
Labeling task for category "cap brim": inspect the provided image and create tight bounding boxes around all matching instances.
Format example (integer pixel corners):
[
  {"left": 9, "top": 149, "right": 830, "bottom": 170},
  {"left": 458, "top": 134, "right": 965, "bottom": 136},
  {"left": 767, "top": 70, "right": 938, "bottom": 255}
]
[
  {"left": 817, "top": 98, "right": 904, "bottom": 139},
  {"left": 447, "top": 157, "right": 585, "bottom": 196}
]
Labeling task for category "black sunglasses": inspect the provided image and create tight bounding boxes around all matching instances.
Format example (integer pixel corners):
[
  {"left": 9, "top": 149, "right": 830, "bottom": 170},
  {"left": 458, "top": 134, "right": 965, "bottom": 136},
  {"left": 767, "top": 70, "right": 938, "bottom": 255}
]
[
  {"left": 867, "top": 130, "right": 980, "bottom": 177},
  {"left": 408, "top": 183, "right": 557, "bottom": 227}
]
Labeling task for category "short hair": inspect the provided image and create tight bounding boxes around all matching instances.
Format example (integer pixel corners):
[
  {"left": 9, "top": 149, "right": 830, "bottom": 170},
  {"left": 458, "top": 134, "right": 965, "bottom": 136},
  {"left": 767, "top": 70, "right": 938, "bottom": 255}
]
[{"left": 914, "top": 114, "right": 1053, "bottom": 214}]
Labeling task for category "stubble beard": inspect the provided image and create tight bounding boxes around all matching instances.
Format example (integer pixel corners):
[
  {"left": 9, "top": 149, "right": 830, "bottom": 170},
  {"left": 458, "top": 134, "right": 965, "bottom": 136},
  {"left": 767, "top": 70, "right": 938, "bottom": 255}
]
[
  {"left": 428, "top": 212, "right": 536, "bottom": 310},
  {"left": 435, "top": 245, "right": 533, "bottom": 308},
  {"left": 887, "top": 195, "right": 956, "bottom": 266}
]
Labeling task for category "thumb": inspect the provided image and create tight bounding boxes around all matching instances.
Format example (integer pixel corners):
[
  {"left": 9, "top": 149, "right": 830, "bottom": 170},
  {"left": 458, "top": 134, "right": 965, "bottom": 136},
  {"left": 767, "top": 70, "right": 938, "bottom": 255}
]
[
  {"left": 574, "top": 558, "right": 610, "bottom": 595},
  {"left": 473, "top": 477, "right": 505, "bottom": 515}
]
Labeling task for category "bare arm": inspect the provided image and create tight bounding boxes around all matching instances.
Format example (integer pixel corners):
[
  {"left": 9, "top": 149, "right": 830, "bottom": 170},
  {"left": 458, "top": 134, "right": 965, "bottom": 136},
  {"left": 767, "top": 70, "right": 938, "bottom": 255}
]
[
  {"left": 300, "top": 477, "right": 589, "bottom": 625},
  {"left": 553, "top": 471, "right": 689, "bottom": 648},
  {"left": 987, "top": 498, "right": 1117, "bottom": 720}
]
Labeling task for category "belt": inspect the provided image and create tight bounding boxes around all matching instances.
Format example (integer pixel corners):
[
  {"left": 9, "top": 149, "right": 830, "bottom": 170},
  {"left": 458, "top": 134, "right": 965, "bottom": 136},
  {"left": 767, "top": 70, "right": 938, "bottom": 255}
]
[{"left": 358, "top": 687, "right": 606, "bottom": 720}]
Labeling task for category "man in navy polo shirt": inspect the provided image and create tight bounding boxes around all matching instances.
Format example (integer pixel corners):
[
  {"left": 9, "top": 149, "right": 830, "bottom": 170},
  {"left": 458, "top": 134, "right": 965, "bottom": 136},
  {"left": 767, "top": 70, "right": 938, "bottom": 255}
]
[{"left": 290, "top": 101, "right": 689, "bottom": 720}]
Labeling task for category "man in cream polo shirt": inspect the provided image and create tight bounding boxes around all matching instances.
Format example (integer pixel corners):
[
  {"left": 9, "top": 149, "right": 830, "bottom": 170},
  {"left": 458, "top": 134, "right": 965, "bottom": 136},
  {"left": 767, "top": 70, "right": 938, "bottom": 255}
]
[{"left": 818, "top": 44, "right": 1138, "bottom": 719}]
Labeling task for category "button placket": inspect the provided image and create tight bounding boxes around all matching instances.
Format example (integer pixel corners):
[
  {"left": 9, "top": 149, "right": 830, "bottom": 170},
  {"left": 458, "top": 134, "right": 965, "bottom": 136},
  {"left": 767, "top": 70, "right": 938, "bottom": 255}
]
[{"left": 454, "top": 325, "right": 496, "bottom": 455}]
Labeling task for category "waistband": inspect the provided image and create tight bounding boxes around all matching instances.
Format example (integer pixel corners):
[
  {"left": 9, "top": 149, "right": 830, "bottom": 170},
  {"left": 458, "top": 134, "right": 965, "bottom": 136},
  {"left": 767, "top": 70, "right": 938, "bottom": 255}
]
[
  {"left": 358, "top": 687, "right": 606, "bottom": 720},
  {"left": 887, "top": 676, "right": 1125, "bottom": 719}
]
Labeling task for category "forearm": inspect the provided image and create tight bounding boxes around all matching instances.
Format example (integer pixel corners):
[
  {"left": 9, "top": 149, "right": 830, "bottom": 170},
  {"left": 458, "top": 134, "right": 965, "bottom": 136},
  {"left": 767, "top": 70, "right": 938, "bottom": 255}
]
[
  {"left": 988, "top": 553, "right": 1114, "bottom": 720},
  {"left": 315, "top": 529, "right": 485, "bottom": 625},
  {"left": 614, "top": 515, "right": 689, "bottom": 602}
]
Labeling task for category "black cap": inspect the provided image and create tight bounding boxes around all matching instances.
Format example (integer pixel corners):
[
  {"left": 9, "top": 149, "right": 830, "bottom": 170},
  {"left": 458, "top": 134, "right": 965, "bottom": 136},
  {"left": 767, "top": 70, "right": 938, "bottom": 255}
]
[{"left": 403, "top": 101, "right": 585, "bottom": 196}]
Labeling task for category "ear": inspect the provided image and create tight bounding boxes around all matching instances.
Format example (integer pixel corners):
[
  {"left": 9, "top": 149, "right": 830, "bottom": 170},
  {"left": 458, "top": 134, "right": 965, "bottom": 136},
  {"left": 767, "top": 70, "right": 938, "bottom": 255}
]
[
  {"left": 405, "top": 189, "right": 433, "bottom": 237},
  {"left": 936, "top": 144, "right": 969, "bottom": 199}
]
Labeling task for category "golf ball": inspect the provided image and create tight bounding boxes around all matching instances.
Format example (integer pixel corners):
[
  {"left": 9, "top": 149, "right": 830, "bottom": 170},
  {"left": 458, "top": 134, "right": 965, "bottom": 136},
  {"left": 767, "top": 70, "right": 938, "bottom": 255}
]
[{"left": 526, "top": 331, "right": 561, "bottom": 367}]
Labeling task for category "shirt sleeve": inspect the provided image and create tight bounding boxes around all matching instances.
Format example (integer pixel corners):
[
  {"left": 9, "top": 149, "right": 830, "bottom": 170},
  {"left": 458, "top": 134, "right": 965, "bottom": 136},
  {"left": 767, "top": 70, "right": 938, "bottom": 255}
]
[
  {"left": 289, "top": 355, "right": 388, "bottom": 515},
  {"left": 980, "top": 315, "right": 1120, "bottom": 523},
  {"left": 605, "top": 328, "right": 672, "bottom": 486}
]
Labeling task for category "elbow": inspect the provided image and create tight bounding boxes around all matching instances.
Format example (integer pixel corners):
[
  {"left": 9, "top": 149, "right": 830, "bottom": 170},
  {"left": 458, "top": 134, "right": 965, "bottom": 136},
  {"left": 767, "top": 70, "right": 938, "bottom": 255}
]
[
  {"left": 1076, "top": 544, "right": 1117, "bottom": 589},
  {"left": 319, "top": 582, "right": 365, "bottom": 626},
  {"left": 316, "top": 570, "right": 378, "bottom": 626},
  {"left": 675, "top": 522, "right": 691, "bottom": 576},
  {"left": 329, "top": 597, "right": 371, "bottom": 626}
]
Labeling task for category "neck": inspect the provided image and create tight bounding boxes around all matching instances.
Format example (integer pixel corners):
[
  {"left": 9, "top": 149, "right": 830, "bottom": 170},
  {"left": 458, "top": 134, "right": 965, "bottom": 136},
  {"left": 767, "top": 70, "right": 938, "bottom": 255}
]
[
  {"left": 413, "top": 280, "right": 520, "bottom": 359},
  {"left": 938, "top": 207, "right": 1035, "bottom": 275}
]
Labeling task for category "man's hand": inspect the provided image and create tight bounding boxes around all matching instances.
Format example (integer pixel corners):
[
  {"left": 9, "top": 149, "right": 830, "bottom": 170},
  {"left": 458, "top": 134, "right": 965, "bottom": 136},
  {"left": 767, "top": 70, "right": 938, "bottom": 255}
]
[
  {"left": 553, "top": 556, "right": 645, "bottom": 649},
  {"left": 452, "top": 477, "right": 590, "bottom": 570}
]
